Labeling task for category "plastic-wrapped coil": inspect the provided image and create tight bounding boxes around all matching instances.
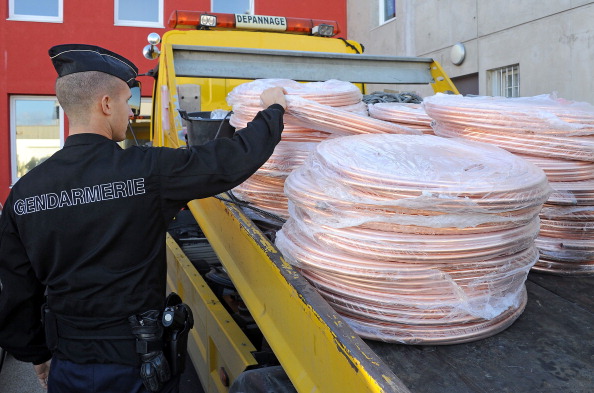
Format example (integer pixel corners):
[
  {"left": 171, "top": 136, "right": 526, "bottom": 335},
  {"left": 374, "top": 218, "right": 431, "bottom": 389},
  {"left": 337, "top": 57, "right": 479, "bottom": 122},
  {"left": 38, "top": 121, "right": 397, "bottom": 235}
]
[
  {"left": 227, "top": 79, "right": 363, "bottom": 108},
  {"left": 276, "top": 134, "right": 551, "bottom": 344},
  {"left": 520, "top": 155, "right": 594, "bottom": 182},
  {"left": 368, "top": 102, "right": 434, "bottom": 134},
  {"left": 231, "top": 141, "right": 317, "bottom": 219},
  {"left": 532, "top": 182, "right": 594, "bottom": 275},
  {"left": 229, "top": 79, "right": 417, "bottom": 219},
  {"left": 424, "top": 93, "right": 594, "bottom": 137},
  {"left": 423, "top": 93, "right": 594, "bottom": 275}
]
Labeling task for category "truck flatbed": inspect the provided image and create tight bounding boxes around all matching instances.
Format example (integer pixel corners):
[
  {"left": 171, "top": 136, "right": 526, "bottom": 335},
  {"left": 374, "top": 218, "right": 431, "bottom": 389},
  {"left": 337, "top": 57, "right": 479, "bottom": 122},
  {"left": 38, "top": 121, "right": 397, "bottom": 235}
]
[
  {"left": 172, "top": 196, "right": 593, "bottom": 393},
  {"left": 152, "top": 27, "right": 592, "bottom": 393},
  {"left": 366, "top": 273, "right": 594, "bottom": 393}
]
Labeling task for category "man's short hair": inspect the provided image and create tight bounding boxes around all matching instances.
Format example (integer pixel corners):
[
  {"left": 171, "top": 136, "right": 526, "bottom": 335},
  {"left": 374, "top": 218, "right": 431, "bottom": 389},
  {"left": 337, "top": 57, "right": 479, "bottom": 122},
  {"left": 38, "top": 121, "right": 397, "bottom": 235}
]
[{"left": 55, "top": 71, "right": 123, "bottom": 122}]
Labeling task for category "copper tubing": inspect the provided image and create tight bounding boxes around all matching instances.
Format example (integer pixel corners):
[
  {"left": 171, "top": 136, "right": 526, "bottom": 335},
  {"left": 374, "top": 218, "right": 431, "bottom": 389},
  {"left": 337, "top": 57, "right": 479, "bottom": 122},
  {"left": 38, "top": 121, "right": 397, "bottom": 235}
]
[
  {"left": 534, "top": 237, "right": 594, "bottom": 275},
  {"left": 230, "top": 79, "right": 365, "bottom": 217},
  {"left": 230, "top": 79, "right": 418, "bottom": 219},
  {"left": 276, "top": 134, "right": 547, "bottom": 344},
  {"left": 532, "top": 258, "right": 594, "bottom": 275},
  {"left": 539, "top": 218, "right": 594, "bottom": 239},
  {"left": 368, "top": 102, "right": 434, "bottom": 134},
  {"left": 432, "top": 122, "right": 594, "bottom": 162},
  {"left": 423, "top": 93, "right": 594, "bottom": 276},
  {"left": 520, "top": 155, "right": 594, "bottom": 182},
  {"left": 285, "top": 96, "right": 420, "bottom": 136},
  {"left": 423, "top": 94, "right": 594, "bottom": 137},
  {"left": 227, "top": 79, "right": 363, "bottom": 108},
  {"left": 547, "top": 181, "right": 594, "bottom": 205},
  {"left": 233, "top": 141, "right": 316, "bottom": 219},
  {"left": 540, "top": 205, "right": 594, "bottom": 221},
  {"left": 423, "top": 95, "right": 594, "bottom": 161},
  {"left": 279, "top": 224, "right": 539, "bottom": 279},
  {"left": 339, "top": 289, "right": 527, "bottom": 345},
  {"left": 285, "top": 135, "right": 551, "bottom": 215}
]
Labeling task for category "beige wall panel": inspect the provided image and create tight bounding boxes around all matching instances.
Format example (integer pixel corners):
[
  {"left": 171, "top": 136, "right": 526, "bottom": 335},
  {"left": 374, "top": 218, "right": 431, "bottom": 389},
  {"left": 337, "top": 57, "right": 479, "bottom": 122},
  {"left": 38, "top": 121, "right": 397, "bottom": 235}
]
[
  {"left": 477, "top": 0, "right": 571, "bottom": 36},
  {"left": 347, "top": 0, "right": 410, "bottom": 56},
  {"left": 346, "top": 0, "right": 374, "bottom": 48},
  {"left": 347, "top": 1, "right": 594, "bottom": 103},
  {"left": 414, "top": 0, "right": 477, "bottom": 55},
  {"left": 572, "top": 0, "right": 594, "bottom": 6},
  {"left": 565, "top": 4, "right": 594, "bottom": 103},
  {"left": 477, "top": 6, "right": 594, "bottom": 103}
]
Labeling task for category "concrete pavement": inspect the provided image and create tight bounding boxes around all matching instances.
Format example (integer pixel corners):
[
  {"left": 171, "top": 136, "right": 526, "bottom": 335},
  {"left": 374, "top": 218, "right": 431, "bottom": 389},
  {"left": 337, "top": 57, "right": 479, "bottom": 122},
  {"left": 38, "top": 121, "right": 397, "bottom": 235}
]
[{"left": 0, "top": 352, "right": 45, "bottom": 393}]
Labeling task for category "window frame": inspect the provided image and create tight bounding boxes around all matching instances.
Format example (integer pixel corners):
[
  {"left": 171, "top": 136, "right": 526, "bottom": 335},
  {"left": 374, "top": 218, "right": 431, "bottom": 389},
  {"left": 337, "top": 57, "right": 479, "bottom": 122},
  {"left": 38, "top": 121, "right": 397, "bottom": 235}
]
[
  {"left": 10, "top": 96, "right": 65, "bottom": 185},
  {"left": 114, "top": 0, "right": 164, "bottom": 28},
  {"left": 211, "top": 0, "right": 255, "bottom": 15},
  {"left": 488, "top": 64, "right": 520, "bottom": 98},
  {"left": 379, "top": 0, "right": 396, "bottom": 25},
  {"left": 8, "top": 0, "right": 63, "bottom": 23}
]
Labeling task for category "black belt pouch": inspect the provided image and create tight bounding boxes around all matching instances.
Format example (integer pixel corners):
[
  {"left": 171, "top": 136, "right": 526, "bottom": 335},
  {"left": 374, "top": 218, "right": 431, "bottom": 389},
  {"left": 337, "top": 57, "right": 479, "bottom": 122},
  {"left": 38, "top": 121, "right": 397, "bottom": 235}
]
[{"left": 42, "top": 304, "right": 58, "bottom": 352}]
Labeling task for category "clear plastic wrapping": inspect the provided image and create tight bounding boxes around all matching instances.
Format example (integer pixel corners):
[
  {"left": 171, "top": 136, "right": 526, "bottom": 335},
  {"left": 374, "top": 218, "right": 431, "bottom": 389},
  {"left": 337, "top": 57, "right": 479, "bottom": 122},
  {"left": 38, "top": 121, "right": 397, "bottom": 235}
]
[
  {"left": 423, "top": 93, "right": 594, "bottom": 275},
  {"left": 228, "top": 79, "right": 367, "bottom": 218},
  {"left": 533, "top": 202, "right": 594, "bottom": 275},
  {"left": 424, "top": 93, "right": 594, "bottom": 137},
  {"left": 368, "top": 102, "right": 434, "bottom": 134},
  {"left": 519, "top": 155, "right": 594, "bottom": 182},
  {"left": 227, "top": 78, "right": 363, "bottom": 108},
  {"left": 424, "top": 93, "right": 594, "bottom": 162},
  {"left": 285, "top": 96, "right": 419, "bottom": 137},
  {"left": 283, "top": 135, "right": 551, "bottom": 228},
  {"left": 276, "top": 134, "right": 551, "bottom": 344},
  {"left": 232, "top": 141, "right": 318, "bottom": 219},
  {"left": 229, "top": 79, "right": 416, "bottom": 218}
]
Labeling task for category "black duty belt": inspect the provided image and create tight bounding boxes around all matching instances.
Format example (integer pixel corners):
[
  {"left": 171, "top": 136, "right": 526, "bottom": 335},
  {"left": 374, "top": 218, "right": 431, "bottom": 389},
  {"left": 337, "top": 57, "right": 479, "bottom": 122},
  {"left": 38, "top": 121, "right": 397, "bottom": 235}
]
[{"left": 42, "top": 305, "right": 134, "bottom": 351}]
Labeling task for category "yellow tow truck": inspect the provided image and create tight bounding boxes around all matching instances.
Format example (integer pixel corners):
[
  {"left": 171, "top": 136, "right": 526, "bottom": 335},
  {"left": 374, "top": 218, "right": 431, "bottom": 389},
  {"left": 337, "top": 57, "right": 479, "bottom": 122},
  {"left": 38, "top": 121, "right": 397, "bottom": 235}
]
[{"left": 133, "top": 10, "right": 594, "bottom": 393}]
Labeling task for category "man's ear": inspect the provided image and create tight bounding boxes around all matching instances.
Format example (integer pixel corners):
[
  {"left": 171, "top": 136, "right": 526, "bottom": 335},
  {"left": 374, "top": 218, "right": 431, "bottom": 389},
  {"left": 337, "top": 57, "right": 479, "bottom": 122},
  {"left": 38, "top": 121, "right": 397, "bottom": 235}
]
[{"left": 101, "top": 95, "right": 112, "bottom": 115}]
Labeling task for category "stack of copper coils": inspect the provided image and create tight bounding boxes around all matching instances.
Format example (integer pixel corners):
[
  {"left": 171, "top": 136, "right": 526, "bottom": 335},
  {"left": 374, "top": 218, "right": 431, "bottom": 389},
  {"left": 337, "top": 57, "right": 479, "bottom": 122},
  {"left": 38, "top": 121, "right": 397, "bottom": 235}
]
[
  {"left": 424, "top": 93, "right": 594, "bottom": 275},
  {"left": 227, "top": 79, "right": 418, "bottom": 218},
  {"left": 368, "top": 102, "right": 434, "bottom": 134},
  {"left": 276, "top": 134, "right": 551, "bottom": 344}
]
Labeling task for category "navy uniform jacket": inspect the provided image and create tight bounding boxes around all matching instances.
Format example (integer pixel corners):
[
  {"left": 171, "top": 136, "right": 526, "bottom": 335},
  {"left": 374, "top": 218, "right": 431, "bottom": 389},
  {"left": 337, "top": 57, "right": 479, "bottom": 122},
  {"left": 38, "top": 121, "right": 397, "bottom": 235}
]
[{"left": 0, "top": 105, "right": 284, "bottom": 365}]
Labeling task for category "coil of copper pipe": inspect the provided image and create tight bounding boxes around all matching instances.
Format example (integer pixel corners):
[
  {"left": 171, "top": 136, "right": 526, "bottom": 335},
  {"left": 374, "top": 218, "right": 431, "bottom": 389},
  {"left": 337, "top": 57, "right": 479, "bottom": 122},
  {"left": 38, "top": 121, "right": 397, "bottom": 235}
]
[
  {"left": 423, "top": 94, "right": 594, "bottom": 137},
  {"left": 532, "top": 258, "right": 594, "bottom": 275},
  {"left": 432, "top": 122, "right": 594, "bottom": 162},
  {"left": 519, "top": 155, "right": 594, "bottom": 182},
  {"left": 276, "top": 134, "right": 547, "bottom": 344},
  {"left": 423, "top": 94, "right": 594, "bottom": 276},
  {"left": 230, "top": 79, "right": 419, "bottom": 219},
  {"left": 368, "top": 102, "right": 434, "bottom": 134},
  {"left": 227, "top": 79, "right": 363, "bottom": 107},
  {"left": 338, "top": 289, "right": 527, "bottom": 345}
]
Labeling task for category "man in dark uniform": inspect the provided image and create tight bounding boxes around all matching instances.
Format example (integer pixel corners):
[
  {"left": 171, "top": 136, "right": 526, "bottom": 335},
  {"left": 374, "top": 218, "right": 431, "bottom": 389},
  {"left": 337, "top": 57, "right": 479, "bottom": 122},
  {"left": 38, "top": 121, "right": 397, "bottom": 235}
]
[{"left": 0, "top": 44, "right": 286, "bottom": 392}]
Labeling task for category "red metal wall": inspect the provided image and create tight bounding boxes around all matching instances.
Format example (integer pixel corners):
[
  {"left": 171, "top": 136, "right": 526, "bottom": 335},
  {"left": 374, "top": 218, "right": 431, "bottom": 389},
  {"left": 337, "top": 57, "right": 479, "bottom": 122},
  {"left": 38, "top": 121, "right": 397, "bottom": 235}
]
[{"left": 0, "top": 0, "right": 346, "bottom": 203}]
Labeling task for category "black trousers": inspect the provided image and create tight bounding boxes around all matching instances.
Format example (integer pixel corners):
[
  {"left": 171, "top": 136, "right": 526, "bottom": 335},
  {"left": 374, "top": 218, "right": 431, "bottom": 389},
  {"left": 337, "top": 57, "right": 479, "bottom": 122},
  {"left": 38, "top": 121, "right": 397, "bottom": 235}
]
[{"left": 48, "top": 357, "right": 180, "bottom": 393}]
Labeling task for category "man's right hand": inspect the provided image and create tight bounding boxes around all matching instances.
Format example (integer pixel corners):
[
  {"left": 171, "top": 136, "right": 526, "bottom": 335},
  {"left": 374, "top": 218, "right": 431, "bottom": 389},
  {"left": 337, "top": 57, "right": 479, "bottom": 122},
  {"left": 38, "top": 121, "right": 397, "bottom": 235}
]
[
  {"left": 33, "top": 359, "right": 51, "bottom": 389},
  {"left": 260, "top": 87, "right": 287, "bottom": 110}
]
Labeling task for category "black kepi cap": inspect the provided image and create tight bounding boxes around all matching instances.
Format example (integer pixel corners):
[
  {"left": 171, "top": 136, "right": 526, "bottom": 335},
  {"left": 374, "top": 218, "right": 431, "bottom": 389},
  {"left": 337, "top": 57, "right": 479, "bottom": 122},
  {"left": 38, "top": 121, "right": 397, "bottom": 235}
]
[{"left": 49, "top": 44, "right": 138, "bottom": 87}]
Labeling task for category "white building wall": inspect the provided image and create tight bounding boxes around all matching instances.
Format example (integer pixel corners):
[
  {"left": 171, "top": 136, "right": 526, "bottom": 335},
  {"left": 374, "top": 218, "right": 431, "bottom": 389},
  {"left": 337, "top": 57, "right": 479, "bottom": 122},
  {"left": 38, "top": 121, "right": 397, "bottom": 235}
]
[{"left": 347, "top": 0, "right": 594, "bottom": 103}]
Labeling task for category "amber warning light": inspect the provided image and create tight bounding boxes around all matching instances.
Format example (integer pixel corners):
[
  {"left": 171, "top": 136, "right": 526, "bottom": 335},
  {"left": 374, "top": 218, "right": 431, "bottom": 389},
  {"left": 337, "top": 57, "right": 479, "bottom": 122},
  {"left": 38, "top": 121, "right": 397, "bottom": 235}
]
[{"left": 168, "top": 10, "right": 340, "bottom": 37}]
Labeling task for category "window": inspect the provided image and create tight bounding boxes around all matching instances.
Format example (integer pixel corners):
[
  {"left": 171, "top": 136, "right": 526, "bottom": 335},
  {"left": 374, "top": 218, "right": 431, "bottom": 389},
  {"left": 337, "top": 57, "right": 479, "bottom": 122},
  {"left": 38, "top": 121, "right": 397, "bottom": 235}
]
[
  {"left": 488, "top": 65, "right": 520, "bottom": 98},
  {"left": 10, "top": 97, "right": 64, "bottom": 183},
  {"left": 115, "top": 0, "right": 163, "bottom": 27},
  {"left": 379, "top": 0, "right": 396, "bottom": 24},
  {"left": 212, "top": 0, "right": 254, "bottom": 14},
  {"left": 8, "top": 0, "right": 63, "bottom": 23}
]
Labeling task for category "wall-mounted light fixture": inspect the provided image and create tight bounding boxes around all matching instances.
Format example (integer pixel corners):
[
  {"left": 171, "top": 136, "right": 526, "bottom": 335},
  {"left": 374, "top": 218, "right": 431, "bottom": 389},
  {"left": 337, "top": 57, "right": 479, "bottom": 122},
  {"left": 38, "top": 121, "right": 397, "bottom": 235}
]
[{"left": 450, "top": 42, "right": 466, "bottom": 66}]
